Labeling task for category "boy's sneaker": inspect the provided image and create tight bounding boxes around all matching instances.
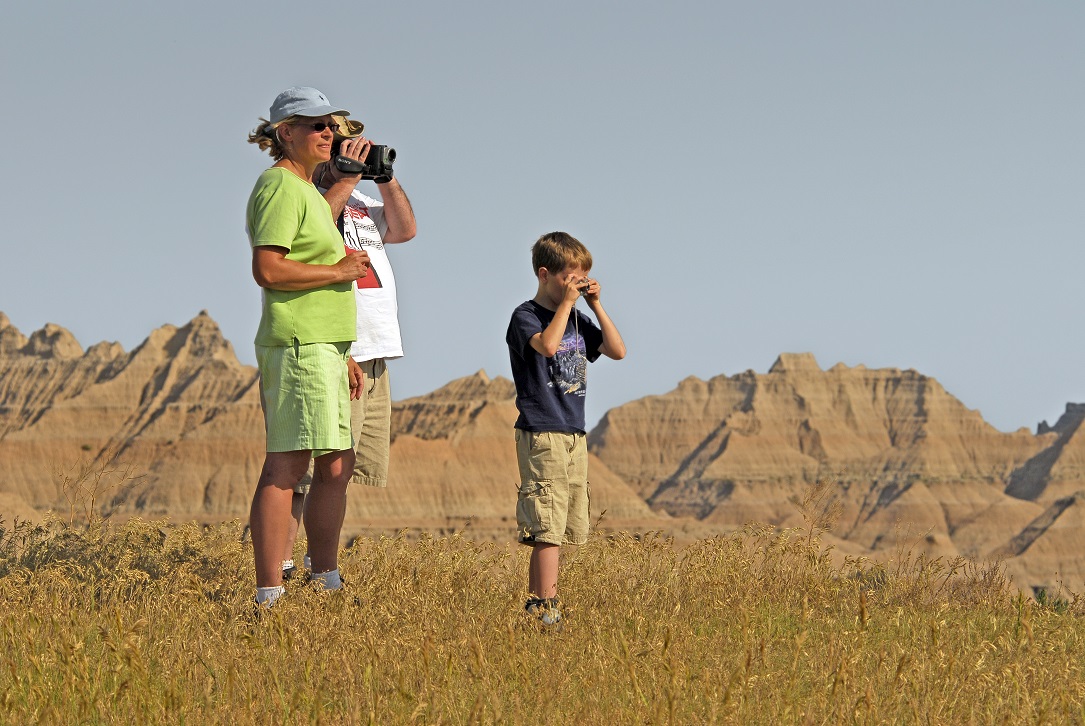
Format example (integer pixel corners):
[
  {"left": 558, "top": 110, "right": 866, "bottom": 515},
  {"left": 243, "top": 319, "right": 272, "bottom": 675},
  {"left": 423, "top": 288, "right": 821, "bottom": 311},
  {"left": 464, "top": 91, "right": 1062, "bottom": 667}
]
[
  {"left": 525, "top": 597, "right": 564, "bottom": 629},
  {"left": 282, "top": 564, "right": 299, "bottom": 581},
  {"left": 249, "top": 596, "right": 273, "bottom": 621}
]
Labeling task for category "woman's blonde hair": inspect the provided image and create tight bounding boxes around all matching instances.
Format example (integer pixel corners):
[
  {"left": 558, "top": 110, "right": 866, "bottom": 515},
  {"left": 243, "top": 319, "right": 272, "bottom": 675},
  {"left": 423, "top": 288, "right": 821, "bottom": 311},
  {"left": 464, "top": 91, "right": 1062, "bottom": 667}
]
[{"left": 247, "top": 117, "right": 292, "bottom": 160}]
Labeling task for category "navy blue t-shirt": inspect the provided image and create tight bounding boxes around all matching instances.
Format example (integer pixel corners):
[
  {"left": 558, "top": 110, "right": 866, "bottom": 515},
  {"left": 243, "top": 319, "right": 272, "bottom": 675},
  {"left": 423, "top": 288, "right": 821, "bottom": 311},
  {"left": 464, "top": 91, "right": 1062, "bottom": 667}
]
[{"left": 506, "top": 299, "right": 604, "bottom": 434}]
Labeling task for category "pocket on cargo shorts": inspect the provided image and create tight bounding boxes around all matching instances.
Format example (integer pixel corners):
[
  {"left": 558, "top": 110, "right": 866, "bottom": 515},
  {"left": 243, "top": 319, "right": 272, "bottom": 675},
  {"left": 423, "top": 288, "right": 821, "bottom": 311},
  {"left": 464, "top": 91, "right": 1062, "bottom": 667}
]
[{"left": 516, "top": 479, "right": 553, "bottom": 540}]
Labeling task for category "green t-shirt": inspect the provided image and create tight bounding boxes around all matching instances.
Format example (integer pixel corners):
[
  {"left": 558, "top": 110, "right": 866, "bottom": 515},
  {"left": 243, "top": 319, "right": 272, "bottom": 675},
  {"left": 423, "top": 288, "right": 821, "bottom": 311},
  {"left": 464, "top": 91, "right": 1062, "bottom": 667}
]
[{"left": 246, "top": 167, "right": 357, "bottom": 346}]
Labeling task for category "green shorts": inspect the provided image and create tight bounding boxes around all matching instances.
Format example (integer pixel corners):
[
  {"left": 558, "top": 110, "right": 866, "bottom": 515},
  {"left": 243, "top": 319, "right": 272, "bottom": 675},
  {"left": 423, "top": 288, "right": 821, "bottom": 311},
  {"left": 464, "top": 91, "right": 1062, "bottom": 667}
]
[
  {"left": 515, "top": 429, "right": 590, "bottom": 546},
  {"left": 257, "top": 341, "right": 353, "bottom": 454},
  {"left": 350, "top": 358, "right": 391, "bottom": 488}
]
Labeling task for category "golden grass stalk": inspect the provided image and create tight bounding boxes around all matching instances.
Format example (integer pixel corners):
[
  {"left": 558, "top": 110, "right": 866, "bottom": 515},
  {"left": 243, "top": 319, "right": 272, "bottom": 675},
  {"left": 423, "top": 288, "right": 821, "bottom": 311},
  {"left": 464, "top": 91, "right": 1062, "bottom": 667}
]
[{"left": 0, "top": 506, "right": 1083, "bottom": 723}]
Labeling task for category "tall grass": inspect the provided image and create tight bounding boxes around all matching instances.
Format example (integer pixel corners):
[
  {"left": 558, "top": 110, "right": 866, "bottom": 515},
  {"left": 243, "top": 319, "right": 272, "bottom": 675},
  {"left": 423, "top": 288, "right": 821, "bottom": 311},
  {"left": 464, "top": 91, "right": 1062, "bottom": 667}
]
[{"left": 1, "top": 505, "right": 1084, "bottom": 724}]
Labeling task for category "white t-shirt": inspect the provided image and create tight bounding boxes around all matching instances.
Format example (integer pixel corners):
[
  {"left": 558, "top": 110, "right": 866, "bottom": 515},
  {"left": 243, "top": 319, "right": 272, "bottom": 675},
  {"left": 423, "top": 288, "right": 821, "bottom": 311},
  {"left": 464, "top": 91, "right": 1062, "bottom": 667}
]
[{"left": 333, "top": 189, "right": 404, "bottom": 362}]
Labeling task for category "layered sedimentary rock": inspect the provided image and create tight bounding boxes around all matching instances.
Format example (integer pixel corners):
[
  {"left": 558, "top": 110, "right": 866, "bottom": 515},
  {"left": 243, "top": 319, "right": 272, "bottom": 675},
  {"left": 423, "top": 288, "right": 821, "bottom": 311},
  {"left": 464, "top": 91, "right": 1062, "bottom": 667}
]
[
  {"left": 588, "top": 353, "right": 1085, "bottom": 592},
  {"left": 4, "top": 314, "right": 1085, "bottom": 594},
  {"left": 0, "top": 314, "right": 660, "bottom": 542},
  {"left": 339, "top": 370, "right": 661, "bottom": 540},
  {"left": 0, "top": 311, "right": 265, "bottom": 520}
]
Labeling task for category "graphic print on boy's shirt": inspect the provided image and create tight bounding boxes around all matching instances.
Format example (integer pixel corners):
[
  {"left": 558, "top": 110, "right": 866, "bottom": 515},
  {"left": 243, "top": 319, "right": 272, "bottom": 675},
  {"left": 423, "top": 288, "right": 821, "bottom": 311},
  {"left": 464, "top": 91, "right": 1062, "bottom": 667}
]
[
  {"left": 550, "top": 330, "right": 587, "bottom": 396},
  {"left": 341, "top": 204, "right": 384, "bottom": 289}
]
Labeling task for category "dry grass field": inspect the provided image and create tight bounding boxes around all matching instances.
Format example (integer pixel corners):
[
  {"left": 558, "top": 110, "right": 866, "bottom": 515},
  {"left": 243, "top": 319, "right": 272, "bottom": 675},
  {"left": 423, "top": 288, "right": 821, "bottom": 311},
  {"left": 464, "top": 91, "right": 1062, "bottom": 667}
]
[{"left": 2, "top": 484, "right": 1085, "bottom": 724}]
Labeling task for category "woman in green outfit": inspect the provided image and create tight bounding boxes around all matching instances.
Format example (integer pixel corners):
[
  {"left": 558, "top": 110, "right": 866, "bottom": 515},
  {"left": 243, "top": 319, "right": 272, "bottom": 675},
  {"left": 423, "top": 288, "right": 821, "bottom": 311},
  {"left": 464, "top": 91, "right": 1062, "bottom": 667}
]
[{"left": 245, "top": 87, "right": 370, "bottom": 607}]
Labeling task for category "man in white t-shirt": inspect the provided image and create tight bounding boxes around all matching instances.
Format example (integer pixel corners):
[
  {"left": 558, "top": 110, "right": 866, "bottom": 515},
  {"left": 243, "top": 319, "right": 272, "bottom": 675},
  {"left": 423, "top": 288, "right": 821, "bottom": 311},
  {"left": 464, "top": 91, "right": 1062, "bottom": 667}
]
[{"left": 281, "top": 114, "right": 417, "bottom": 580}]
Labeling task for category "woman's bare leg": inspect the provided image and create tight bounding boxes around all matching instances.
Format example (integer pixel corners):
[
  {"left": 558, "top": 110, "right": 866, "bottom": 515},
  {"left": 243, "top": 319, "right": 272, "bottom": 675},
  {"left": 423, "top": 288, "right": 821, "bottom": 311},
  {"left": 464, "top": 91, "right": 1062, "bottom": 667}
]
[
  {"left": 250, "top": 450, "right": 312, "bottom": 587},
  {"left": 305, "top": 448, "right": 355, "bottom": 574}
]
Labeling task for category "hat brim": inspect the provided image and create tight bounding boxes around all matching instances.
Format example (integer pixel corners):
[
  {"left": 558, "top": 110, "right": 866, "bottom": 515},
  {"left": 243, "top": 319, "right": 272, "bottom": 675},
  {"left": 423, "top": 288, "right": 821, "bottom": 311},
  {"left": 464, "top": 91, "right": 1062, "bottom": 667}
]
[{"left": 332, "top": 115, "right": 365, "bottom": 138}]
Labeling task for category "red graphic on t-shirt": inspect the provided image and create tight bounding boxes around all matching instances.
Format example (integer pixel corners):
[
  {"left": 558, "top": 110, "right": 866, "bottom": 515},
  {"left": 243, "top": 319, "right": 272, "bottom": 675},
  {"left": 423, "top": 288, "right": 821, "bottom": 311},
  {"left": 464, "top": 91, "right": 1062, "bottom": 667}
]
[{"left": 346, "top": 245, "right": 382, "bottom": 289}]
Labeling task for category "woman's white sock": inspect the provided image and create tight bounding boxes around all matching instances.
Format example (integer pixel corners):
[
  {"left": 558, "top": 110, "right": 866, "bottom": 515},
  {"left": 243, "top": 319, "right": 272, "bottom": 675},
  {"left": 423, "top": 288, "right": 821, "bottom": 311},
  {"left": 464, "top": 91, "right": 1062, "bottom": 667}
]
[
  {"left": 255, "top": 585, "right": 286, "bottom": 607},
  {"left": 310, "top": 569, "right": 342, "bottom": 591}
]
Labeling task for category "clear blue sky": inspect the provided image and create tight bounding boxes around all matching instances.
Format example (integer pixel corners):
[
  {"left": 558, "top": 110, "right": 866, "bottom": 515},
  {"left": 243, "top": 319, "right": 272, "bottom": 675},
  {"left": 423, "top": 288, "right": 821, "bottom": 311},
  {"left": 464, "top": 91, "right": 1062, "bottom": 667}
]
[{"left": 1, "top": 2, "right": 1082, "bottom": 433}]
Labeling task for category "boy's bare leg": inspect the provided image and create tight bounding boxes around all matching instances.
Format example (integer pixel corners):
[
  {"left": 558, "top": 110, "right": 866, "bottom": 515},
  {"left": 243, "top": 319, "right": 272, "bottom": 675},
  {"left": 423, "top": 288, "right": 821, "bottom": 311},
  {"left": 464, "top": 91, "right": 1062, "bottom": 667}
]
[
  {"left": 251, "top": 450, "right": 312, "bottom": 587},
  {"left": 529, "top": 543, "right": 560, "bottom": 599},
  {"left": 305, "top": 448, "right": 355, "bottom": 574}
]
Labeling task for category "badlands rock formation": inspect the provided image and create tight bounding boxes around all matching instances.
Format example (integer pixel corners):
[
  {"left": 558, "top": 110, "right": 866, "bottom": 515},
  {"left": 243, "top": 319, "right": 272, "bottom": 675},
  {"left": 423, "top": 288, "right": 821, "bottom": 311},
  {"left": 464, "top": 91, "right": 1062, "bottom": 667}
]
[
  {"left": 0, "top": 312, "right": 660, "bottom": 543},
  {"left": 346, "top": 371, "right": 661, "bottom": 540},
  {"left": 589, "top": 353, "right": 1085, "bottom": 593},
  {"left": 0, "top": 311, "right": 265, "bottom": 520},
  {"left": 3, "top": 314, "right": 1085, "bottom": 594}
]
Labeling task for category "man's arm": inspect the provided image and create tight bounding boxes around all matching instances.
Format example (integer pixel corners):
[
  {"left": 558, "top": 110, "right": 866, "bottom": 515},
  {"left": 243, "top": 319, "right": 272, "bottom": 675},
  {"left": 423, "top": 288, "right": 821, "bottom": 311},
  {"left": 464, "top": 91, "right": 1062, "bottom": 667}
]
[
  {"left": 316, "top": 135, "right": 416, "bottom": 244},
  {"left": 320, "top": 166, "right": 361, "bottom": 220},
  {"left": 374, "top": 177, "right": 417, "bottom": 244},
  {"left": 320, "top": 172, "right": 416, "bottom": 243}
]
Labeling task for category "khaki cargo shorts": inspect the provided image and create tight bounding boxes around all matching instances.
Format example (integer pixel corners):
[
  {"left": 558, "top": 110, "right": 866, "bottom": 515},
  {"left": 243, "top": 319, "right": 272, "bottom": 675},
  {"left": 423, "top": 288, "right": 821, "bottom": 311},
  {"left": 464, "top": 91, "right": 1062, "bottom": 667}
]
[
  {"left": 350, "top": 358, "right": 391, "bottom": 488},
  {"left": 515, "top": 429, "right": 590, "bottom": 546}
]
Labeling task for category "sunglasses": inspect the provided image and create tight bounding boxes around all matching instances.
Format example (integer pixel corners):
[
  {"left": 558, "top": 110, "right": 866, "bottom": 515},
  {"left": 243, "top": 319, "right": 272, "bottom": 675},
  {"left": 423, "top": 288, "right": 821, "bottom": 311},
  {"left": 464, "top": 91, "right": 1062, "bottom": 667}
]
[{"left": 292, "top": 120, "right": 341, "bottom": 134}]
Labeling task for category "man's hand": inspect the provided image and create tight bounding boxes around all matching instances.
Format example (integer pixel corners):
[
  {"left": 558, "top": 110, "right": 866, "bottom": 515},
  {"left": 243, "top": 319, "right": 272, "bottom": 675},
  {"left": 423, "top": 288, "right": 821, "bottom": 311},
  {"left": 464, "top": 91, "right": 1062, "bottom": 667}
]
[
  {"left": 347, "top": 357, "right": 366, "bottom": 401},
  {"left": 335, "top": 249, "right": 371, "bottom": 282},
  {"left": 327, "top": 136, "right": 372, "bottom": 183}
]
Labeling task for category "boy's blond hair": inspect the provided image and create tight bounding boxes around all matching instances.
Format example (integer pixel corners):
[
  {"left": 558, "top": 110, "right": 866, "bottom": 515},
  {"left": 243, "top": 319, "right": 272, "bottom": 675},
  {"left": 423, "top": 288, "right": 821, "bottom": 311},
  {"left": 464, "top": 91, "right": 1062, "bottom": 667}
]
[{"left": 531, "top": 232, "right": 593, "bottom": 276}]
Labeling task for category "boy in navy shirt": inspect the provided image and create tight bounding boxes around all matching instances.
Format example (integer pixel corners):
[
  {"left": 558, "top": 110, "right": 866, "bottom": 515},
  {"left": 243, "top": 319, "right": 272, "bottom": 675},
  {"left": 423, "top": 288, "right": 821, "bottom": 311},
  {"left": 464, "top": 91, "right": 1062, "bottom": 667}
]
[{"left": 506, "top": 231, "right": 626, "bottom": 625}]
